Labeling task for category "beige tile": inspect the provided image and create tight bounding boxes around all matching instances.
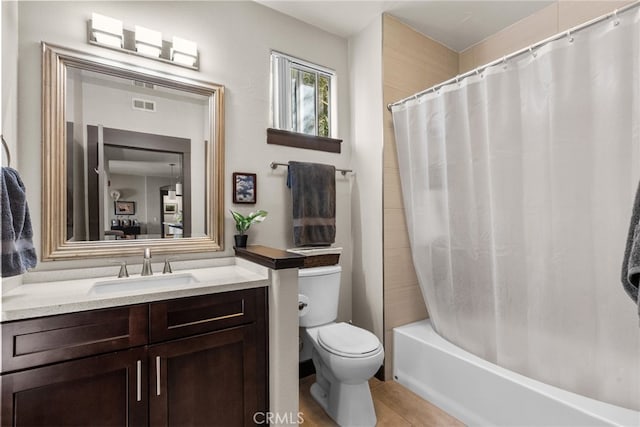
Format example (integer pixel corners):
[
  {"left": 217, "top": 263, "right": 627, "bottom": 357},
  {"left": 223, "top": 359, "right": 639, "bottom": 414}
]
[
  {"left": 383, "top": 169, "right": 403, "bottom": 209},
  {"left": 383, "top": 50, "right": 457, "bottom": 95},
  {"left": 383, "top": 246, "right": 418, "bottom": 288},
  {"left": 383, "top": 14, "right": 458, "bottom": 95},
  {"left": 372, "top": 381, "right": 465, "bottom": 427},
  {"left": 382, "top": 136, "right": 400, "bottom": 171},
  {"left": 384, "top": 284, "right": 428, "bottom": 329},
  {"left": 458, "top": 48, "right": 475, "bottom": 74},
  {"left": 384, "top": 87, "right": 411, "bottom": 136},
  {"left": 383, "top": 55, "right": 438, "bottom": 95},
  {"left": 558, "top": 0, "right": 633, "bottom": 31},
  {"left": 383, "top": 84, "right": 412, "bottom": 107},
  {"left": 383, "top": 208, "right": 410, "bottom": 249},
  {"left": 471, "top": 3, "right": 557, "bottom": 67}
]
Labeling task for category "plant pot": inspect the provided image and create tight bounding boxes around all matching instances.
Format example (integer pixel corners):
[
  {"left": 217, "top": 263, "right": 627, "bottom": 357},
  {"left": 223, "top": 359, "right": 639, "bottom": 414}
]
[{"left": 234, "top": 234, "right": 248, "bottom": 248}]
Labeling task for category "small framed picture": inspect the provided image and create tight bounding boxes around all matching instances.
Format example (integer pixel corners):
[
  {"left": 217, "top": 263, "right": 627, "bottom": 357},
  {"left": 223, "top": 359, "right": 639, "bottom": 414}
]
[
  {"left": 233, "top": 172, "right": 257, "bottom": 204},
  {"left": 164, "top": 203, "right": 178, "bottom": 214},
  {"left": 114, "top": 201, "right": 136, "bottom": 215}
]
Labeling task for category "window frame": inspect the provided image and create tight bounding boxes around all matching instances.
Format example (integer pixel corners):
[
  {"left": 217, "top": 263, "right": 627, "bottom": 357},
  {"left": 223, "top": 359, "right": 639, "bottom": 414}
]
[{"left": 269, "top": 51, "right": 342, "bottom": 153}]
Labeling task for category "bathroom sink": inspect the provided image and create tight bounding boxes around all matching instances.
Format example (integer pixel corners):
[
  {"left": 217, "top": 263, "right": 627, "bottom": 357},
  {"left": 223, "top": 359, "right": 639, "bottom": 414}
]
[{"left": 89, "top": 273, "right": 199, "bottom": 295}]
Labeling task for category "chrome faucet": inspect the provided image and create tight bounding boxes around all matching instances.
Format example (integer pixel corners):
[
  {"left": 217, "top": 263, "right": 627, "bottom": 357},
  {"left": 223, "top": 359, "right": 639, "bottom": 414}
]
[
  {"left": 163, "top": 258, "right": 173, "bottom": 274},
  {"left": 141, "top": 248, "right": 153, "bottom": 276},
  {"left": 118, "top": 261, "right": 129, "bottom": 278}
]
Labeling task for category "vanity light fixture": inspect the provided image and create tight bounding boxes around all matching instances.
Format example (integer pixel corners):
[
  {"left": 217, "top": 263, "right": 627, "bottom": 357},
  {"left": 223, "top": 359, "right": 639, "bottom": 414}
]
[
  {"left": 90, "top": 13, "right": 123, "bottom": 48},
  {"left": 134, "top": 25, "right": 162, "bottom": 58},
  {"left": 87, "top": 13, "right": 199, "bottom": 70},
  {"left": 171, "top": 36, "right": 198, "bottom": 67}
]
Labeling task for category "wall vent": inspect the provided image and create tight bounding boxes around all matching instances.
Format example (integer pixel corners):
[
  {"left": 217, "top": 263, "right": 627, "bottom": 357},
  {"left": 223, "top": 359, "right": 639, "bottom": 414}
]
[
  {"left": 133, "top": 80, "right": 155, "bottom": 89},
  {"left": 132, "top": 98, "right": 156, "bottom": 112}
]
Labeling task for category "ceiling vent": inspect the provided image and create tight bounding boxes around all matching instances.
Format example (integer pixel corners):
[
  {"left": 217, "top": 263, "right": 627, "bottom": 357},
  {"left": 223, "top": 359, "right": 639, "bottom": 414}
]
[
  {"left": 132, "top": 98, "right": 156, "bottom": 112},
  {"left": 133, "top": 80, "right": 155, "bottom": 89}
]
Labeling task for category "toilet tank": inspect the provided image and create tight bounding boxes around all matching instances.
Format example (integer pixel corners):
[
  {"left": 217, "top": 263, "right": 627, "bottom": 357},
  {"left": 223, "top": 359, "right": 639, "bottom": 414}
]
[{"left": 298, "top": 265, "right": 342, "bottom": 327}]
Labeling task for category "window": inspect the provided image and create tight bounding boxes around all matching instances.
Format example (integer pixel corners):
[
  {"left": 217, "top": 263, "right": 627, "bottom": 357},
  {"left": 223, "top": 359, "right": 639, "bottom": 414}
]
[{"left": 269, "top": 51, "right": 341, "bottom": 152}]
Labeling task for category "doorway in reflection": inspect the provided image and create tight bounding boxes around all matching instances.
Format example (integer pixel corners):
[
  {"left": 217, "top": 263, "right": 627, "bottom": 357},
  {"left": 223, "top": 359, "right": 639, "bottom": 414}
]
[{"left": 79, "top": 125, "right": 193, "bottom": 241}]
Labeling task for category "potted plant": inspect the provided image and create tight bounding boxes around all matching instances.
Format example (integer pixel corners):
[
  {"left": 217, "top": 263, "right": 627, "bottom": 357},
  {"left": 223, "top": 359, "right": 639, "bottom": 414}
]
[{"left": 230, "top": 209, "right": 268, "bottom": 248}]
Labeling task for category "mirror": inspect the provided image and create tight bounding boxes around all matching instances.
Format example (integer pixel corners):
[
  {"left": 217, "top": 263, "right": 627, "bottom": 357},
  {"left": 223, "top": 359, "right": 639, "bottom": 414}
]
[{"left": 42, "top": 43, "right": 224, "bottom": 260}]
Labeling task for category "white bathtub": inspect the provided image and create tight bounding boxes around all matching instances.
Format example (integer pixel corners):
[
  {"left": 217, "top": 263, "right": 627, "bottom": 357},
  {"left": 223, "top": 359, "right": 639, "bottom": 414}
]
[{"left": 394, "top": 320, "right": 640, "bottom": 426}]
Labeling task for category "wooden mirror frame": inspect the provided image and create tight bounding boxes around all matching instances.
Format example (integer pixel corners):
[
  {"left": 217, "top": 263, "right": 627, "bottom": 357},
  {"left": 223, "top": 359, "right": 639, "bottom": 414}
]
[{"left": 41, "top": 43, "right": 225, "bottom": 260}]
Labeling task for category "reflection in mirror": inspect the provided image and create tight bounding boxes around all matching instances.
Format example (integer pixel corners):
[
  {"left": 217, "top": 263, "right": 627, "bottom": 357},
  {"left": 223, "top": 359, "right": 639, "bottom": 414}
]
[
  {"left": 42, "top": 43, "right": 224, "bottom": 260},
  {"left": 103, "top": 145, "right": 188, "bottom": 240}
]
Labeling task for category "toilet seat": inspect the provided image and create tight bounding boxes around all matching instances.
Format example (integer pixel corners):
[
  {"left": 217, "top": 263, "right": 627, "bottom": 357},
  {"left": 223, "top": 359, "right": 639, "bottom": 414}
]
[{"left": 317, "top": 322, "right": 381, "bottom": 358}]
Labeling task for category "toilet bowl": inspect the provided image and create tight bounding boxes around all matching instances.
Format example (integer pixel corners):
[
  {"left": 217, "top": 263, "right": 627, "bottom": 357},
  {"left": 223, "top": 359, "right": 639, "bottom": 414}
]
[{"left": 298, "top": 265, "right": 384, "bottom": 427}]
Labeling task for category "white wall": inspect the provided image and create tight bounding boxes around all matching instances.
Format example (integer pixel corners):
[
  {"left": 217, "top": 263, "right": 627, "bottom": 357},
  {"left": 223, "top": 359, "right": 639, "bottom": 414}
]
[
  {"left": 2, "top": 1, "right": 18, "bottom": 166},
  {"left": 14, "top": 1, "right": 353, "bottom": 320},
  {"left": 1, "top": 1, "right": 24, "bottom": 290},
  {"left": 348, "top": 18, "right": 384, "bottom": 340}
]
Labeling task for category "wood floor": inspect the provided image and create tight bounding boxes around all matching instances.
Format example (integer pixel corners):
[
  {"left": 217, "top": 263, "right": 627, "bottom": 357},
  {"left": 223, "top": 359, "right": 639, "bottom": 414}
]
[{"left": 299, "top": 375, "right": 464, "bottom": 426}]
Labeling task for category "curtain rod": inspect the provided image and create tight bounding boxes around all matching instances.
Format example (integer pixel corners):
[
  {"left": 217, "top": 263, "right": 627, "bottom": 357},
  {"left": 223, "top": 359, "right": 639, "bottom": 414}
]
[
  {"left": 270, "top": 161, "right": 353, "bottom": 176},
  {"left": 387, "top": 1, "right": 640, "bottom": 112}
]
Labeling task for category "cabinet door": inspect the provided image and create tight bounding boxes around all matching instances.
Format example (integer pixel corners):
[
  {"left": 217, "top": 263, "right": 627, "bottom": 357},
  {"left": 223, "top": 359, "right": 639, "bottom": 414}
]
[
  {"left": 149, "top": 325, "right": 266, "bottom": 427},
  {"left": 0, "top": 347, "right": 147, "bottom": 427}
]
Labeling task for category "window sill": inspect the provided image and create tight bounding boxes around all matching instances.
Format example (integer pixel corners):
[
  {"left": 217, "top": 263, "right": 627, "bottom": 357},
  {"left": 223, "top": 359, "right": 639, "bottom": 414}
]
[{"left": 266, "top": 128, "right": 342, "bottom": 153}]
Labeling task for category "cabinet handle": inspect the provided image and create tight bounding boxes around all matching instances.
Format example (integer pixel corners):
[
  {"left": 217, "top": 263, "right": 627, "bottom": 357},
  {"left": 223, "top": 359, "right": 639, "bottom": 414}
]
[
  {"left": 156, "top": 356, "right": 161, "bottom": 396},
  {"left": 136, "top": 360, "right": 142, "bottom": 402}
]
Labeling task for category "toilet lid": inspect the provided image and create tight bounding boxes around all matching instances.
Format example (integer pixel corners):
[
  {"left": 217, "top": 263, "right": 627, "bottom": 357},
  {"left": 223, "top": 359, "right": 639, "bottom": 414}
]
[{"left": 317, "top": 322, "right": 381, "bottom": 358}]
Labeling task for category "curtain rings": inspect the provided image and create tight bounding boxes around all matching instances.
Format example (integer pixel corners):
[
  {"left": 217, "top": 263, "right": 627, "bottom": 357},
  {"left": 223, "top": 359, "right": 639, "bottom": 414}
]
[
  {"left": 613, "top": 9, "right": 620, "bottom": 26},
  {"left": 567, "top": 31, "right": 574, "bottom": 43}
]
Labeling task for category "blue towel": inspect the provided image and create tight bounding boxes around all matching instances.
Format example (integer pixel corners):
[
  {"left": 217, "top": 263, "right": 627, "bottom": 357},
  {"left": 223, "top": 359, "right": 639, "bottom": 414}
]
[
  {"left": 622, "top": 180, "right": 640, "bottom": 322},
  {"left": 1, "top": 167, "right": 37, "bottom": 277},
  {"left": 287, "top": 161, "right": 336, "bottom": 247}
]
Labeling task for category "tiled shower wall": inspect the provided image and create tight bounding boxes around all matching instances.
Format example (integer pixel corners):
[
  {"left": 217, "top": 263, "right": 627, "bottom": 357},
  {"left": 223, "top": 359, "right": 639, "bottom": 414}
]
[{"left": 381, "top": 14, "right": 458, "bottom": 379}]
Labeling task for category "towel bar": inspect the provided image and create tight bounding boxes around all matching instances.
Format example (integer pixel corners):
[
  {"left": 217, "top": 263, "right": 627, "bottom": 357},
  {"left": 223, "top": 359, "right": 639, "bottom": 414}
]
[
  {"left": 270, "top": 162, "right": 353, "bottom": 176},
  {"left": 1, "top": 135, "right": 11, "bottom": 167}
]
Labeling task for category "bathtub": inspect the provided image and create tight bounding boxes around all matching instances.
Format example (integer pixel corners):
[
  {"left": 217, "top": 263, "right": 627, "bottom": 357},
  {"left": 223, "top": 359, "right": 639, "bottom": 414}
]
[{"left": 394, "top": 320, "right": 640, "bottom": 426}]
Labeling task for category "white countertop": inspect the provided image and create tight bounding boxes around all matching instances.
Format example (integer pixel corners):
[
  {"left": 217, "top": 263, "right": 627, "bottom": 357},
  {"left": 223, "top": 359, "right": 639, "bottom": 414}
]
[{"left": 2, "top": 260, "right": 269, "bottom": 322}]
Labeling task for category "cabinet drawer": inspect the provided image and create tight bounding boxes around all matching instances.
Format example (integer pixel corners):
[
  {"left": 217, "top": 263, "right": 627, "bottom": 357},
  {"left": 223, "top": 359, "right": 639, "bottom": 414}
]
[
  {"left": 149, "top": 288, "right": 265, "bottom": 343},
  {"left": 1, "top": 305, "right": 148, "bottom": 373}
]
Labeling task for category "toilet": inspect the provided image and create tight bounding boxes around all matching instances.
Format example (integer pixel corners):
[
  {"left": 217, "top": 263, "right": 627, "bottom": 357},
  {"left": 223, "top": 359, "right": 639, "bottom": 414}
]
[{"left": 298, "top": 265, "right": 384, "bottom": 427}]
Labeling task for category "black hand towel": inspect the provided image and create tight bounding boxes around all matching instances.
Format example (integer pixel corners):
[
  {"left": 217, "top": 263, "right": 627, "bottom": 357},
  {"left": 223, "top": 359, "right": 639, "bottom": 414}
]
[
  {"left": 287, "top": 161, "right": 336, "bottom": 247},
  {"left": 1, "top": 167, "right": 37, "bottom": 277}
]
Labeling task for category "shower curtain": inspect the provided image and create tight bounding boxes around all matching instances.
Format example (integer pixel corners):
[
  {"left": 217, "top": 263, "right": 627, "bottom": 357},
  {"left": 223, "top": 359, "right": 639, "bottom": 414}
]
[{"left": 391, "top": 9, "right": 640, "bottom": 411}]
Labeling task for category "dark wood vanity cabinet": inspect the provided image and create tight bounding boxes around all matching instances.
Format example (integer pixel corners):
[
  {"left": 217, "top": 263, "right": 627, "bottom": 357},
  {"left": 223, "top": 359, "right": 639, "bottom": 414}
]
[
  {"left": 0, "top": 287, "right": 268, "bottom": 427},
  {"left": 1, "top": 347, "right": 148, "bottom": 426},
  {"left": 148, "top": 288, "right": 268, "bottom": 427}
]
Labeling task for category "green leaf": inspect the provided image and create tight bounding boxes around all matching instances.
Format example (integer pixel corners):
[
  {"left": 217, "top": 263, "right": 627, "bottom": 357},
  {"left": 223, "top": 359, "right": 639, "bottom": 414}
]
[{"left": 229, "top": 209, "right": 268, "bottom": 235}]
